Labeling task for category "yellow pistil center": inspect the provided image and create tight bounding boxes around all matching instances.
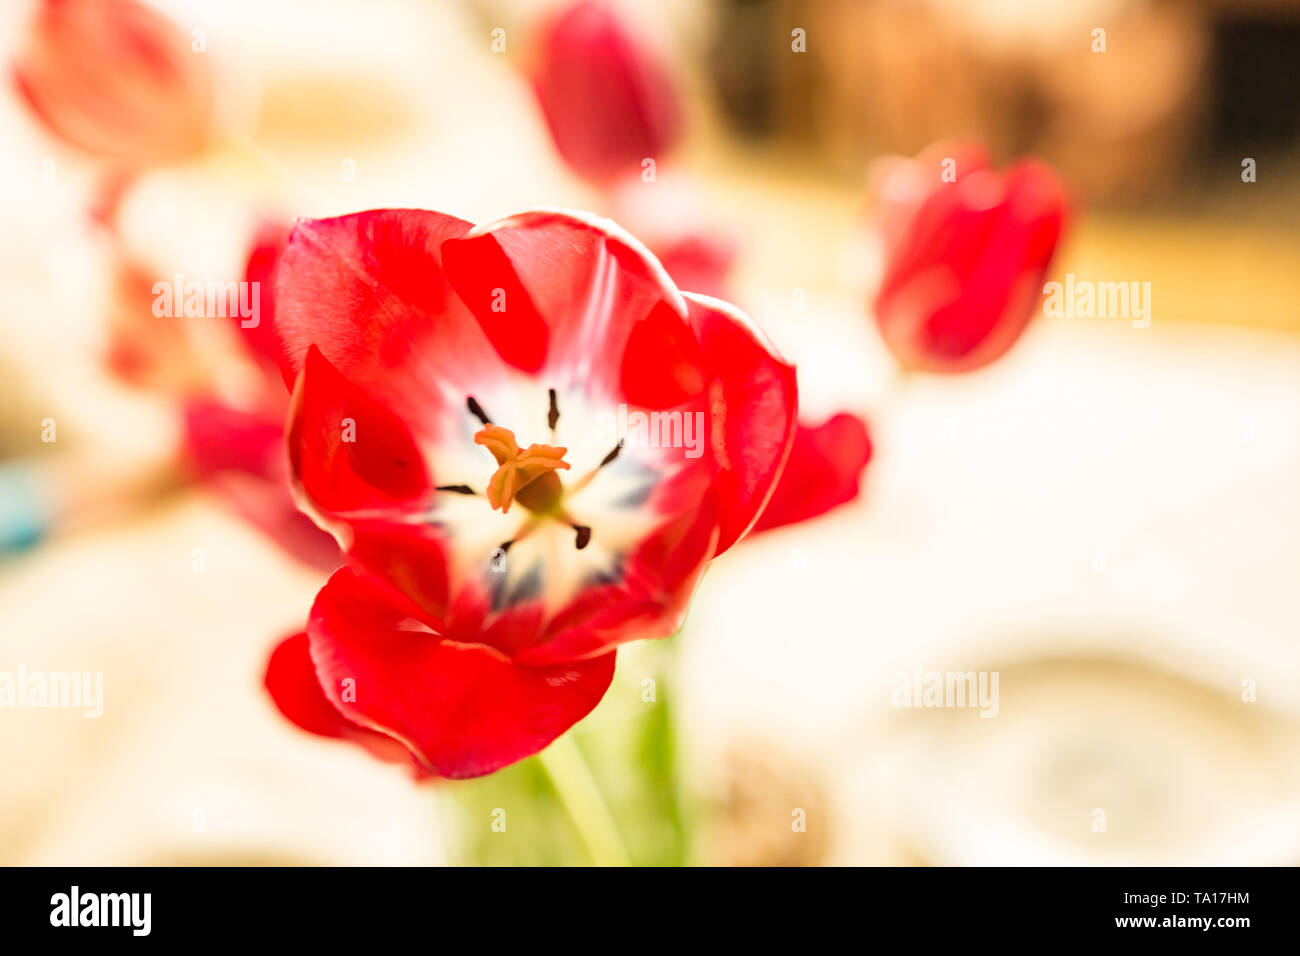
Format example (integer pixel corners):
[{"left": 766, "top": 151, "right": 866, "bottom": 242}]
[{"left": 474, "top": 424, "right": 571, "bottom": 514}]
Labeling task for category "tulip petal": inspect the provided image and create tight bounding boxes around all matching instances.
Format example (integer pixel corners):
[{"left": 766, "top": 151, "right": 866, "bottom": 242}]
[
  {"left": 513, "top": 483, "right": 720, "bottom": 665},
  {"left": 235, "top": 219, "right": 289, "bottom": 374},
  {"left": 287, "top": 345, "right": 429, "bottom": 517},
  {"left": 182, "top": 398, "right": 283, "bottom": 480},
  {"left": 264, "top": 631, "right": 422, "bottom": 771},
  {"left": 274, "top": 209, "right": 502, "bottom": 439},
  {"left": 682, "top": 292, "right": 798, "bottom": 554},
  {"left": 182, "top": 398, "right": 341, "bottom": 571},
  {"left": 442, "top": 208, "right": 698, "bottom": 405},
  {"left": 752, "top": 414, "right": 873, "bottom": 533},
  {"left": 346, "top": 521, "right": 453, "bottom": 630},
  {"left": 306, "top": 569, "right": 617, "bottom": 778}
]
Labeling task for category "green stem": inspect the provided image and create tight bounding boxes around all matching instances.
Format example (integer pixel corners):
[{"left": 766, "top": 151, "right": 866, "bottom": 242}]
[{"left": 538, "top": 733, "right": 631, "bottom": 867}]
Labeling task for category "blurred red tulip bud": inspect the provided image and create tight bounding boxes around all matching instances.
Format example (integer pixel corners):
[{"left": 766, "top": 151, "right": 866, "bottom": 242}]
[
  {"left": 870, "top": 143, "right": 1068, "bottom": 374},
  {"left": 530, "top": 0, "right": 683, "bottom": 183},
  {"left": 12, "top": 0, "right": 217, "bottom": 168}
]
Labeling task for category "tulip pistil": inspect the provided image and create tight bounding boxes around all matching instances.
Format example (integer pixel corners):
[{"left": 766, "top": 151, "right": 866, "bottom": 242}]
[
  {"left": 453, "top": 392, "right": 604, "bottom": 553},
  {"left": 474, "top": 424, "right": 570, "bottom": 515}
]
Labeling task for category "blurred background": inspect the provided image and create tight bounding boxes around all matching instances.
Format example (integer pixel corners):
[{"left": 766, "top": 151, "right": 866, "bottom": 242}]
[{"left": 1, "top": 0, "right": 1298, "bottom": 865}]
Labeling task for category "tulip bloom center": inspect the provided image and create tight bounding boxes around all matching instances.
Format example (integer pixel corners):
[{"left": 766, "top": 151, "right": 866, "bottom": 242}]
[
  {"left": 437, "top": 392, "right": 626, "bottom": 555},
  {"left": 474, "top": 424, "right": 570, "bottom": 515}
]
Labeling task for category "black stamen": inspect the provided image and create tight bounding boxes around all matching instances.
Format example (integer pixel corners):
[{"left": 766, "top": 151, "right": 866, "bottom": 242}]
[
  {"left": 497, "top": 539, "right": 515, "bottom": 554},
  {"left": 572, "top": 525, "right": 592, "bottom": 550},
  {"left": 466, "top": 396, "right": 492, "bottom": 426},
  {"left": 599, "top": 440, "right": 624, "bottom": 468},
  {"left": 435, "top": 484, "right": 476, "bottom": 495},
  {"left": 547, "top": 388, "right": 560, "bottom": 431}
]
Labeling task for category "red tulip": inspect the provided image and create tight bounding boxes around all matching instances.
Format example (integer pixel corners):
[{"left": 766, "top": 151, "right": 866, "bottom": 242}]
[
  {"left": 870, "top": 143, "right": 1068, "bottom": 373},
  {"left": 530, "top": 1, "right": 683, "bottom": 183},
  {"left": 12, "top": 0, "right": 216, "bottom": 168},
  {"left": 263, "top": 207, "right": 797, "bottom": 777},
  {"left": 752, "top": 414, "right": 872, "bottom": 534}
]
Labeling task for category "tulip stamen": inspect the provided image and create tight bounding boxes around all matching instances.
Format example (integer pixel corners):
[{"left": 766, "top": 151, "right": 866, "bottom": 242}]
[
  {"left": 474, "top": 424, "right": 570, "bottom": 514},
  {"left": 435, "top": 484, "right": 477, "bottom": 495},
  {"left": 565, "top": 440, "right": 624, "bottom": 498},
  {"left": 462, "top": 395, "right": 607, "bottom": 552},
  {"left": 599, "top": 439, "right": 624, "bottom": 467},
  {"left": 494, "top": 515, "right": 544, "bottom": 558},
  {"left": 466, "top": 396, "right": 492, "bottom": 426}
]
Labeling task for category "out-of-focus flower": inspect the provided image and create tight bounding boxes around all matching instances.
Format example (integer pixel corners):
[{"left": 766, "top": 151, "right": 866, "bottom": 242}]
[
  {"left": 181, "top": 397, "right": 340, "bottom": 572},
  {"left": 530, "top": 0, "right": 682, "bottom": 183},
  {"left": 105, "top": 214, "right": 339, "bottom": 570},
  {"left": 651, "top": 232, "right": 737, "bottom": 302},
  {"left": 752, "top": 413, "right": 872, "bottom": 534},
  {"left": 231, "top": 219, "right": 288, "bottom": 376},
  {"left": 869, "top": 143, "right": 1068, "bottom": 374},
  {"left": 265, "top": 207, "right": 797, "bottom": 777},
  {"left": 177, "top": 220, "right": 339, "bottom": 572},
  {"left": 608, "top": 171, "right": 736, "bottom": 299},
  {"left": 12, "top": 0, "right": 217, "bottom": 169},
  {"left": 104, "top": 247, "right": 217, "bottom": 394}
]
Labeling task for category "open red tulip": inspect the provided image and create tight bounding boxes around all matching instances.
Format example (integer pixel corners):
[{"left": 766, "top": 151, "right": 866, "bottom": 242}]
[
  {"left": 12, "top": 0, "right": 217, "bottom": 168},
  {"left": 870, "top": 143, "right": 1068, "bottom": 374},
  {"left": 267, "top": 207, "right": 797, "bottom": 777},
  {"left": 530, "top": 0, "right": 683, "bottom": 183}
]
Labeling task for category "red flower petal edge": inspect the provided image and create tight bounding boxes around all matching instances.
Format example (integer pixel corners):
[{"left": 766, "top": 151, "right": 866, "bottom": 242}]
[
  {"left": 304, "top": 568, "right": 618, "bottom": 778},
  {"left": 752, "top": 413, "right": 873, "bottom": 534},
  {"left": 264, "top": 630, "right": 426, "bottom": 775}
]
